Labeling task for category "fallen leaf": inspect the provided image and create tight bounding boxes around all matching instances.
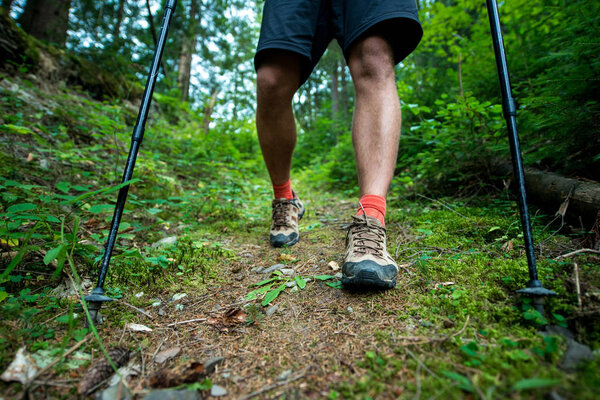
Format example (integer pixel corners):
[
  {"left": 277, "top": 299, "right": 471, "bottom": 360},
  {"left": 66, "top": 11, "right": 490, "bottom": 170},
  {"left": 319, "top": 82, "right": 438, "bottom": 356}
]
[
  {"left": 277, "top": 253, "right": 296, "bottom": 263},
  {"left": 501, "top": 240, "right": 514, "bottom": 252},
  {"left": 126, "top": 323, "right": 152, "bottom": 332},
  {"left": 154, "top": 347, "right": 181, "bottom": 364},
  {"left": 77, "top": 348, "right": 130, "bottom": 395},
  {"left": 205, "top": 307, "right": 247, "bottom": 332},
  {"left": 328, "top": 261, "right": 340, "bottom": 271},
  {"left": 1, "top": 347, "right": 38, "bottom": 385}
]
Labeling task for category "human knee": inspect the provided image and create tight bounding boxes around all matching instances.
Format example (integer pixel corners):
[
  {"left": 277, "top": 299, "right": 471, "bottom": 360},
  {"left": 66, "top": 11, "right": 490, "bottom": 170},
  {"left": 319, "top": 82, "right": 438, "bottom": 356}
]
[
  {"left": 256, "top": 63, "right": 299, "bottom": 104},
  {"left": 349, "top": 36, "right": 395, "bottom": 86}
]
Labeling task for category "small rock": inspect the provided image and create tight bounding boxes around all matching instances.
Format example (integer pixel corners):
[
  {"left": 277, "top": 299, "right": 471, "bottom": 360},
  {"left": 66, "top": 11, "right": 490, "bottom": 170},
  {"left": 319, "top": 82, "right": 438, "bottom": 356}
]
[
  {"left": 204, "top": 357, "right": 225, "bottom": 375},
  {"left": 152, "top": 236, "right": 177, "bottom": 248},
  {"left": 158, "top": 308, "right": 166, "bottom": 316},
  {"left": 265, "top": 305, "right": 278, "bottom": 316},
  {"left": 419, "top": 319, "right": 433, "bottom": 328},
  {"left": 126, "top": 323, "right": 152, "bottom": 332},
  {"left": 280, "top": 268, "right": 295, "bottom": 276},
  {"left": 172, "top": 293, "right": 187, "bottom": 301},
  {"left": 210, "top": 384, "right": 227, "bottom": 397},
  {"left": 546, "top": 391, "right": 565, "bottom": 400},
  {"left": 251, "top": 266, "right": 264, "bottom": 273},
  {"left": 276, "top": 369, "right": 292, "bottom": 381},
  {"left": 561, "top": 339, "right": 594, "bottom": 371},
  {"left": 108, "top": 363, "right": 141, "bottom": 386},
  {"left": 334, "top": 272, "right": 343, "bottom": 279},
  {"left": 544, "top": 325, "right": 574, "bottom": 340},
  {"left": 221, "top": 372, "right": 231, "bottom": 378},
  {"left": 285, "top": 281, "right": 297, "bottom": 288},
  {"left": 96, "top": 381, "right": 132, "bottom": 400},
  {"left": 154, "top": 347, "right": 181, "bottom": 364},
  {"left": 443, "top": 319, "right": 455, "bottom": 328},
  {"left": 142, "top": 389, "right": 200, "bottom": 400},
  {"left": 347, "top": 306, "right": 353, "bottom": 313},
  {"left": 262, "top": 264, "right": 285, "bottom": 274},
  {"left": 328, "top": 261, "right": 340, "bottom": 271},
  {"left": 0, "top": 347, "right": 38, "bottom": 384}
]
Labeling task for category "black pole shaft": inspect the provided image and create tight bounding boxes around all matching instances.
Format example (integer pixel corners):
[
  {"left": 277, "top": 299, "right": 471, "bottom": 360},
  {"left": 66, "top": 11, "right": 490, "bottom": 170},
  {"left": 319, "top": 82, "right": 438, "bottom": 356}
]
[
  {"left": 95, "top": 0, "right": 177, "bottom": 290},
  {"left": 486, "top": 0, "right": 540, "bottom": 287}
]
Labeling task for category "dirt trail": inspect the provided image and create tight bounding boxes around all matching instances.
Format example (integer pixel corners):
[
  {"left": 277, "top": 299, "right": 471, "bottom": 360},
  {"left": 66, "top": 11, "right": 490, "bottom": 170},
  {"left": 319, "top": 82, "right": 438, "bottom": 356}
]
[{"left": 115, "top": 200, "right": 421, "bottom": 398}]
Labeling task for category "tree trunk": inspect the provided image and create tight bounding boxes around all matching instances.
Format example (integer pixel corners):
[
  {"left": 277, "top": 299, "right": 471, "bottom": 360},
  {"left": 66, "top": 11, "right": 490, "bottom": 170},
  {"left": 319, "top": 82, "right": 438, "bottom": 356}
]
[
  {"left": 203, "top": 88, "right": 219, "bottom": 135},
  {"left": 340, "top": 60, "right": 349, "bottom": 120},
  {"left": 331, "top": 59, "right": 339, "bottom": 120},
  {"left": 112, "top": 0, "right": 126, "bottom": 48},
  {"left": 145, "top": 0, "right": 157, "bottom": 47},
  {"left": 493, "top": 161, "right": 600, "bottom": 226},
  {"left": 19, "top": 0, "right": 71, "bottom": 46},
  {"left": 177, "top": 0, "right": 199, "bottom": 101}
]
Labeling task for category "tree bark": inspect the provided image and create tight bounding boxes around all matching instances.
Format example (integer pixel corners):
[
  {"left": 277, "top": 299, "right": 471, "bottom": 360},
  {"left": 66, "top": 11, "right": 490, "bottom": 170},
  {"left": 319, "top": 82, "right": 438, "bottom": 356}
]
[
  {"left": 177, "top": 0, "right": 199, "bottom": 101},
  {"left": 203, "top": 88, "right": 219, "bottom": 135},
  {"left": 112, "top": 0, "right": 126, "bottom": 48},
  {"left": 145, "top": 0, "right": 157, "bottom": 47},
  {"left": 340, "top": 60, "right": 349, "bottom": 120},
  {"left": 19, "top": 0, "right": 71, "bottom": 46},
  {"left": 331, "top": 59, "right": 339, "bottom": 120},
  {"left": 493, "top": 161, "right": 600, "bottom": 226}
]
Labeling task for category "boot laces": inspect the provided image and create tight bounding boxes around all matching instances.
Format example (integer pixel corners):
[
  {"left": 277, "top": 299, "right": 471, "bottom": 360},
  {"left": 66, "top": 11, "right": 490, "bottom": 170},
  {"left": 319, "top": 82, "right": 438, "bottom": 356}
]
[
  {"left": 272, "top": 200, "right": 293, "bottom": 228},
  {"left": 349, "top": 212, "right": 386, "bottom": 257}
]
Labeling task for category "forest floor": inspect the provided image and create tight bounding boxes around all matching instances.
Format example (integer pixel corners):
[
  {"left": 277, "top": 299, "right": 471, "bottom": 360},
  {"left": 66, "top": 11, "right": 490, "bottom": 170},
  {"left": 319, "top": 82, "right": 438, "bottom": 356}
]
[{"left": 0, "top": 76, "right": 599, "bottom": 399}]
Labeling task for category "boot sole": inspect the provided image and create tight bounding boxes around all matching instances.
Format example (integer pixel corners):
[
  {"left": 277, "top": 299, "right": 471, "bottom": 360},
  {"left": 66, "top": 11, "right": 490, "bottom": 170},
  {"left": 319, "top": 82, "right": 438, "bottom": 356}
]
[{"left": 342, "top": 269, "right": 396, "bottom": 289}]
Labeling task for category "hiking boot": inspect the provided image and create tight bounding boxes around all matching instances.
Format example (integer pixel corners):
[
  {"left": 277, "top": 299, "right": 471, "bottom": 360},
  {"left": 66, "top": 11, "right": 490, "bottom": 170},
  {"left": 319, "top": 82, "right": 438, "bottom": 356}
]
[
  {"left": 342, "top": 214, "right": 398, "bottom": 289},
  {"left": 269, "top": 193, "right": 305, "bottom": 247}
]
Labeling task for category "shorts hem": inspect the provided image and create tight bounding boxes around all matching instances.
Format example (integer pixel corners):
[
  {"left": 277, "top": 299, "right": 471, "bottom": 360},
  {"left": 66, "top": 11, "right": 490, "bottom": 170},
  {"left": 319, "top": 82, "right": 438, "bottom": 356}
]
[
  {"left": 254, "top": 41, "right": 312, "bottom": 67},
  {"left": 342, "top": 11, "right": 422, "bottom": 63}
]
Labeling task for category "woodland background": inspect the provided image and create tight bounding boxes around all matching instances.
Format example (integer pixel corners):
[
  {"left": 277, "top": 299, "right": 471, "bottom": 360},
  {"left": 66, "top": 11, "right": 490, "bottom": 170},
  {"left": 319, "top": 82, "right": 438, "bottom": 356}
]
[{"left": 0, "top": 0, "right": 599, "bottom": 398}]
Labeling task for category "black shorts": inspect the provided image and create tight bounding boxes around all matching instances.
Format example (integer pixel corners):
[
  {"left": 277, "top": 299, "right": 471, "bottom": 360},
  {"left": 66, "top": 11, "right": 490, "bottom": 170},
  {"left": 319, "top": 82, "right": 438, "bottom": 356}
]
[{"left": 255, "top": 0, "right": 423, "bottom": 86}]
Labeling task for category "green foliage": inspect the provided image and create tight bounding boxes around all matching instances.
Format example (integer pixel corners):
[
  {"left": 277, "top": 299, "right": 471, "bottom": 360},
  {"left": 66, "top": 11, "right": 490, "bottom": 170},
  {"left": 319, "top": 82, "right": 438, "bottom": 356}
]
[
  {"left": 398, "top": 94, "right": 505, "bottom": 191},
  {"left": 246, "top": 271, "right": 339, "bottom": 306}
]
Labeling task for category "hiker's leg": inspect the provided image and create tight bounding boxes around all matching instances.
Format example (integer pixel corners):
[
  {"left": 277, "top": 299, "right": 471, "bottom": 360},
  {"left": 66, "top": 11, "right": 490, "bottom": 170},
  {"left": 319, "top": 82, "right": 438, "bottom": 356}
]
[
  {"left": 347, "top": 35, "right": 400, "bottom": 198},
  {"left": 256, "top": 52, "right": 303, "bottom": 186}
]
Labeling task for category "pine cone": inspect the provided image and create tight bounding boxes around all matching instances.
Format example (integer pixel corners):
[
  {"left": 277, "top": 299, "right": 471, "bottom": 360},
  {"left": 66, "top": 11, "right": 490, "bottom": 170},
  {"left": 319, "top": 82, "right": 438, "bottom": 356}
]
[{"left": 77, "top": 347, "right": 130, "bottom": 395}]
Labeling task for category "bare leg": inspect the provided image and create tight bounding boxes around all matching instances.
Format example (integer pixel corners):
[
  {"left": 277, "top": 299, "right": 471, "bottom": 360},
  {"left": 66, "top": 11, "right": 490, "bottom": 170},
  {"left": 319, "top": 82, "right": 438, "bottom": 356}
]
[
  {"left": 256, "top": 52, "right": 303, "bottom": 185},
  {"left": 347, "top": 36, "right": 401, "bottom": 198}
]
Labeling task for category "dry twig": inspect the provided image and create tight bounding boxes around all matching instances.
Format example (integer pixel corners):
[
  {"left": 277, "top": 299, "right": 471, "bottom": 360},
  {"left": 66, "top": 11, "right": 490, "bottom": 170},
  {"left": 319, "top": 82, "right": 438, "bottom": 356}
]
[
  {"left": 118, "top": 300, "right": 154, "bottom": 320},
  {"left": 166, "top": 318, "right": 207, "bottom": 327},
  {"left": 556, "top": 248, "right": 600, "bottom": 259},
  {"left": 574, "top": 262, "right": 582, "bottom": 309}
]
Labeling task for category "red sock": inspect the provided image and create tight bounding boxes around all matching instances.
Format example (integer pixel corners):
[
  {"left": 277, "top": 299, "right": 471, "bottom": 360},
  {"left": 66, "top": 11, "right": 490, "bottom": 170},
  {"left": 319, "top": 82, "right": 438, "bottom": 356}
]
[
  {"left": 273, "top": 179, "right": 294, "bottom": 200},
  {"left": 356, "top": 194, "right": 386, "bottom": 227}
]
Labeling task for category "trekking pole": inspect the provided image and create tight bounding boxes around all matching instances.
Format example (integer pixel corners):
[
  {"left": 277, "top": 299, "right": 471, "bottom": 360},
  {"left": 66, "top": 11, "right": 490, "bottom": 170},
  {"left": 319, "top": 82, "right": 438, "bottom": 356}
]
[
  {"left": 85, "top": 0, "right": 177, "bottom": 324},
  {"left": 485, "top": 0, "right": 556, "bottom": 314}
]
